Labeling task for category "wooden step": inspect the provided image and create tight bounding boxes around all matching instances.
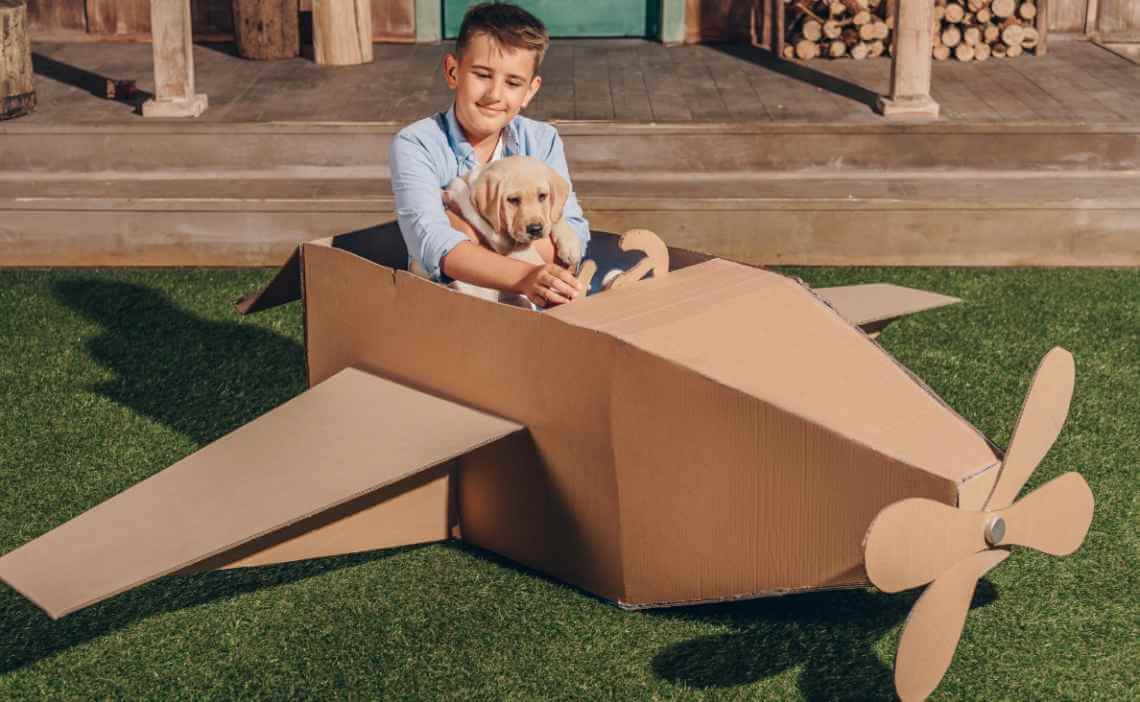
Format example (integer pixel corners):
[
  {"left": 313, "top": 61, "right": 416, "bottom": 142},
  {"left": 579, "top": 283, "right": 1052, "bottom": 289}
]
[
  {"left": 3, "top": 172, "right": 1137, "bottom": 266},
  {"left": 3, "top": 121, "right": 1140, "bottom": 174}
]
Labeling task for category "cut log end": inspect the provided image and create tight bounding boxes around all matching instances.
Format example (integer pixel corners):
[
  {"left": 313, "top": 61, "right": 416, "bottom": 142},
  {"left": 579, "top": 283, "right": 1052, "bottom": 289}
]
[
  {"left": 992, "top": 0, "right": 1016, "bottom": 18},
  {"left": 0, "top": 0, "right": 36, "bottom": 119}
]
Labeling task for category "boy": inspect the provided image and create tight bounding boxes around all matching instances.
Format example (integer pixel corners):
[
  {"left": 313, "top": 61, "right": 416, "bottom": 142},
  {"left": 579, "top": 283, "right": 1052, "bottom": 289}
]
[{"left": 390, "top": 2, "right": 588, "bottom": 308}]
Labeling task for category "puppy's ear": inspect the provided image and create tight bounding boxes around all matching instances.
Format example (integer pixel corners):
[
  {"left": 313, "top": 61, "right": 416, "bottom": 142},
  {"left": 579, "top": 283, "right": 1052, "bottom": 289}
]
[
  {"left": 546, "top": 165, "right": 570, "bottom": 223},
  {"left": 472, "top": 169, "right": 503, "bottom": 232}
]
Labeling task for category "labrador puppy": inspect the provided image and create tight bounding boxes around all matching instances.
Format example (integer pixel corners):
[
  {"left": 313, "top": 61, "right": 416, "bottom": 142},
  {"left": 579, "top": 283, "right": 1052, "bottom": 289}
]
[{"left": 422, "top": 155, "right": 583, "bottom": 308}]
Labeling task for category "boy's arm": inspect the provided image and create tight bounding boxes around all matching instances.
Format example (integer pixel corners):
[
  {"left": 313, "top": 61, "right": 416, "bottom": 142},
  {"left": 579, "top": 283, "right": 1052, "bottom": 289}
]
[
  {"left": 391, "top": 133, "right": 582, "bottom": 303},
  {"left": 390, "top": 133, "right": 470, "bottom": 282},
  {"left": 540, "top": 128, "right": 591, "bottom": 253}
]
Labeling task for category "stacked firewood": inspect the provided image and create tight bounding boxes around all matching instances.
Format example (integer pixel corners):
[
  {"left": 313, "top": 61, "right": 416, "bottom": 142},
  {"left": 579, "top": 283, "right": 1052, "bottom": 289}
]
[
  {"left": 782, "top": 0, "right": 894, "bottom": 60},
  {"left": 931, "top": 0, "right": 1041, "bottom": 61},
  {"left": 778, "top": 0, "right": 1043, "bottom": 60}
]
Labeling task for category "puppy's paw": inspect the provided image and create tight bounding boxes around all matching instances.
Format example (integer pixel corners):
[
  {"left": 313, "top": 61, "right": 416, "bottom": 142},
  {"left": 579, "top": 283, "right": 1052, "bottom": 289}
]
[
  {"left": 551, "top": 223, "right": 583, "bottom": 271},
  {"left": 443, "top": 178, "right": 469, "bottom": 214}
]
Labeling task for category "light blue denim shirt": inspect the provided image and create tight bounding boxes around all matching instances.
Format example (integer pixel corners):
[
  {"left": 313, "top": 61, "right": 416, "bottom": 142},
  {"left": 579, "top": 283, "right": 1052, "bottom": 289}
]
[{"left": 389, "top": 104, "right": 591, "bottom": 281}]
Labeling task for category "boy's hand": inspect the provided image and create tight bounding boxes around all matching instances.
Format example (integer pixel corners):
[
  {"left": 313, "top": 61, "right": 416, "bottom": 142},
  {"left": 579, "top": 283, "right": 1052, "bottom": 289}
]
[
  {"left": 441, "top": 190, "right": 478, "bottom": 242},
  {"left": 515, "top": 263, "right": 584, "bottom": 308}
]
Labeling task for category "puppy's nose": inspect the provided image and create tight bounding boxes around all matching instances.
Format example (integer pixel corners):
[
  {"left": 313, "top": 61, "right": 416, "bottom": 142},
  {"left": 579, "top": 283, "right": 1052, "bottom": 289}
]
[{"left": 526, "top": 224, "right": 544, "bottom": 239}]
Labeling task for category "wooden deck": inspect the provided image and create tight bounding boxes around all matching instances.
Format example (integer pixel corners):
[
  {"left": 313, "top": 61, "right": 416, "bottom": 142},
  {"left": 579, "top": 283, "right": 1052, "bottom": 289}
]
[
  {"left": 5, "top": 37, "right": 1139, "bottom": 267},
  {"left": 20, "top": 37, "right": 1140, "bottom": 125}
]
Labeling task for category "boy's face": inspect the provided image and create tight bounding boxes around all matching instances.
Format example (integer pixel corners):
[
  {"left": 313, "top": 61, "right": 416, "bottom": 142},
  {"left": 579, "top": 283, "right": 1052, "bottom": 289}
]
[{"left": 444, "top": 32, "right": 542, "bottom": 142}]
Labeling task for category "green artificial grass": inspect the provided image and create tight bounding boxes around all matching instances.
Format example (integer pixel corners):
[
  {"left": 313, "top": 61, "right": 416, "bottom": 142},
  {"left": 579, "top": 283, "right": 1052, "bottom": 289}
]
[{"left": 0, "top": 266, "right": 1136, "bottom": 700}]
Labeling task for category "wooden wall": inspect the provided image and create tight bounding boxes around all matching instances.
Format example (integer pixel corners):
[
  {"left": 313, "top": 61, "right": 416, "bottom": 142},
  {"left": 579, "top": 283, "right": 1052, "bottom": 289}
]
[
  {"left": 1045, "top": 0, "right": 1140, "bottom": 34},
  {"left": 1051, "top": 0, "right": 1090, "bottom": 32},
  {"left": 28, "top": 0, "right": 415, "bottom": 41},
  {"left": 1095, "top": 0, "right": 1140, "bottom": 35},
  {"left": 685, "top": 0, "right": 751, "bottom": 43}
]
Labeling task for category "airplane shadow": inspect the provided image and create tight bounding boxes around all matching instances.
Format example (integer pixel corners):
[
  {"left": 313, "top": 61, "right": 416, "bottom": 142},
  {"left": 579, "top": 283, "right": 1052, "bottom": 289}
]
[
  {"left": 0, "top": 548, "right": 407, "bottom": 675},
  {"left": 53, "top": 276, "right": 306, "bottom": 447},
  {"left": 650, "top": 580, "right": 999, "bottom": 701},
  {"left": 0, "top": 274, "right": 422, "bottom": 673}
]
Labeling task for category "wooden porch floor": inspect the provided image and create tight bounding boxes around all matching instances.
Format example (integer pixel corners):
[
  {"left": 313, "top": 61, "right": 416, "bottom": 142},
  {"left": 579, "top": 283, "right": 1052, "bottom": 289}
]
[{"left": 18, "top": 37, "right": 1140, "bottom": 125}]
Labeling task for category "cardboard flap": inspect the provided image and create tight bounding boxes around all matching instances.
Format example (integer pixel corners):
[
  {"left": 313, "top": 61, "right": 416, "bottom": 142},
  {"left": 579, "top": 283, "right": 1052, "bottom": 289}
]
[
  {"left": 234, "top": 245, "right": 302, "bottom": 315},
  {"left": 0, "top": 368, "right": 523, "bottom": 619},
  {"left": 814, "top": 283, "right": 961, "bottom": 332}
]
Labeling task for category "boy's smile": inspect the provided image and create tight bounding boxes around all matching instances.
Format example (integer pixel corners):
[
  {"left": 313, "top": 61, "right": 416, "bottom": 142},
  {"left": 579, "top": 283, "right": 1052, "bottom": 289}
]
[{"left": 444, "top": 32, "right": 542, "bottom": 149}]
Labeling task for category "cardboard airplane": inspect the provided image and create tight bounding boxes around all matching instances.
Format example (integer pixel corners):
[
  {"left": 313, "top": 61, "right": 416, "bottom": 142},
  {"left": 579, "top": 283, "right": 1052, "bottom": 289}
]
[{"left": 0, "top": 229, "right": 1094, "bottom": 702}]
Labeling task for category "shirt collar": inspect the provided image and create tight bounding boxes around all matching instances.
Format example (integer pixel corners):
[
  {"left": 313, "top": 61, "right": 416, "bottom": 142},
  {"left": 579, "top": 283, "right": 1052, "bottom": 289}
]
[{"left": 443, "top": 103, "right": 521, "bottom": 166}]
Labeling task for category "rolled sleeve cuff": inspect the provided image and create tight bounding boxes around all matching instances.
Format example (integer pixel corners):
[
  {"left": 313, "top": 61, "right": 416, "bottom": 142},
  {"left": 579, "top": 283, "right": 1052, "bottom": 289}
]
[
  {"left": 571, "top": 219, "right": 591, "bottom": 253},
  {"left": 421, "top": 227, "right": 470, "bottom": 283}
]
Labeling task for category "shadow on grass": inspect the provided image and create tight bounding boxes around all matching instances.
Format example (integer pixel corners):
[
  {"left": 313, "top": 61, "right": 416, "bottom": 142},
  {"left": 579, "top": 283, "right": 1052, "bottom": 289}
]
[
  {"left": 651, "top": 581, "right": 999, "bottom": 701},
  {"left": 54, "top": 277, "right": 306, "bottom": 446},
  {"left": 0, "top": 276, "right": 431, "bottom": 672},
  {"left": 0, "top": 275, "right": 329, "bottom": 672},
  {"left": 0, "top": 548, "right": 409, "bottom": 675}
]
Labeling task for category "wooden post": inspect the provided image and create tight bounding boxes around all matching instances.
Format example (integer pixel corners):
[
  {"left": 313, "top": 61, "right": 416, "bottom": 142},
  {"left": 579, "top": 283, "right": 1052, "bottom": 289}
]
[
  {"left": 878, "top": 0, "right": 940, "bottom": 118},
  {"left": 142, "top": 0, "right": 208, "bottom": 117},
  {"left": 233, "top": 0, "right": 300, "bottom": 60},
  {"left": 313, "top": 0, "right": 373, "bottom": 66},
  {"left": 0, "top": 0, "right": 35, "bottom": 120}
]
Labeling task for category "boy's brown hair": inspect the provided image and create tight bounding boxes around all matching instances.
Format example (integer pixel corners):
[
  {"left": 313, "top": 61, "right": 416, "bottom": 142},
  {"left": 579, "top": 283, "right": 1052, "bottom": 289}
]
[{"left": 456, "top": 2, "right": 550, "bottom": 73}]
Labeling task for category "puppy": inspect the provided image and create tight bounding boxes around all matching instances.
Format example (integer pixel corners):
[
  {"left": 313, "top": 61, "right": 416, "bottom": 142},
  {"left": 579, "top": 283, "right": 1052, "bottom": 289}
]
[{"left": 422, "top": 155, "right": 583, "bottom": 308}]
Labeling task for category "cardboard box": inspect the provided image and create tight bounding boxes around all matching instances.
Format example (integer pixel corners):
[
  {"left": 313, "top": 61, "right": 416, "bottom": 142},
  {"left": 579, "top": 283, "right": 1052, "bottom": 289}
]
[{"left": 0, "top": 230, "right": 999, "bottom": 619}]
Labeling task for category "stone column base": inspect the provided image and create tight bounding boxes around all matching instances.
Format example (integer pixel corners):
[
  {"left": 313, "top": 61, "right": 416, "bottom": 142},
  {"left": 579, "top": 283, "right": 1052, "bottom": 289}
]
[
  {"left": 876, "top": 94, "right": 940, "bottom": 119},
  {"left": 142, "top": 94, "right": 209, "bottom": 118}
]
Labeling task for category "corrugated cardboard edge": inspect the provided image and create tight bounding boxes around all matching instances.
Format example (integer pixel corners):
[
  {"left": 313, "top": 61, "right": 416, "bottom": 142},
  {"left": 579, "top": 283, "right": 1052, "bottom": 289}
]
[
  {"left": 802, "top": 278, "right": 1004, "bottom": 471},
  {"left": 234, "top": 244, "right": 303, "bottom": 315},
  {"left": 617, "top": 581, "right": 868, "bottom": 611},
  {"left": 814, "top": 283, "right": 962, "bottom": 334}
]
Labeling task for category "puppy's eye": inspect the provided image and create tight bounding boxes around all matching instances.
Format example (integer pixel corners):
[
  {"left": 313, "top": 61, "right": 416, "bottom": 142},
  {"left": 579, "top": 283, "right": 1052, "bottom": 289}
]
[
  {"left": 538, "top": 193, "right": 547, "bottom": 202},
  {"left": 507, "top": 196, "right": 521, "bottom": 206}
]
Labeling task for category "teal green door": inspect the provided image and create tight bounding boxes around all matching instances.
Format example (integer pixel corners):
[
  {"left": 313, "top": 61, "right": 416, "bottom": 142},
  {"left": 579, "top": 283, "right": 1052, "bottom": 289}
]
[{"left": 443, "top": 1, "right": 657, "bottom": 39}]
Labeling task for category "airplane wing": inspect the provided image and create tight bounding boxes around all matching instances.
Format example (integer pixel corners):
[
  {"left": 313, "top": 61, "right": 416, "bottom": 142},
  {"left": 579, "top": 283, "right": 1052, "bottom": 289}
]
[
  {"left": 814, "top": 283, "right": 961, "bottom": 336},
  {"left": 0, "top": 368, "right": 523, "bottom": 619}
]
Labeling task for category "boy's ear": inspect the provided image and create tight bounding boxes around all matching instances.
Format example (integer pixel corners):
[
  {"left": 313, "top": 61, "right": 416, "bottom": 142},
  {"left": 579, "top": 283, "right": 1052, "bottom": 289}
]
[
  {"left": 546, "top": 165, "right": 569, "bottom": 223},
  {"left": 443, "top": 54, "right": 459, "bottom": 89},
  {"left": 473, "top": 170, "right": 503, "bottom": 231},
  {"left": 522, "top": 74, "right": 542, "bottom": 109}
]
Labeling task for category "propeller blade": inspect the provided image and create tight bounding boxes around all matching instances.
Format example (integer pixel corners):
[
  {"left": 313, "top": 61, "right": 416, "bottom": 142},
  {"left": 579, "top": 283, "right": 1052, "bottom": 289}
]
[
  {"left": 985, "top": 348, "right": 1075, "bottom": 511},
  {"left": 894, "top": 549, "right": 1010, "bottom": 702},
  {"left": 1000, "top": 472, "right": 1095, "bottom": 556},
  {"left": 863, "top": 498, "right": 987, "bottom": 593}
]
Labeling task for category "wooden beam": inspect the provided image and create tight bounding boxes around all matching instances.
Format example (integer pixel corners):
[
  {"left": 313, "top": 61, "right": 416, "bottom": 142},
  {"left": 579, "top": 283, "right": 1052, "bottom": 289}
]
[
  {"left": 660, "top": 0, "right": 686, "bottom": 45},
  {"left": 1085, "top": 0, "right": 1100, "bottom": 38},
  {"left": 415, "top": 0, "right": 441, "bottom": 43},
  {"left": 141, "top": 0, "right": 207, "bottom": 117},
  {"left": 878, "top": 0, "right": 940, "bottom": 118}
]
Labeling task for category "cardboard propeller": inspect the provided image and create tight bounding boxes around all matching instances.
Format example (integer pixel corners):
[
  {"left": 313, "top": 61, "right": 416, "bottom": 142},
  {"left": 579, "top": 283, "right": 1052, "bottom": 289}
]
[{"left": 863, "top": 347, "right": 1096, "bottom": 702}]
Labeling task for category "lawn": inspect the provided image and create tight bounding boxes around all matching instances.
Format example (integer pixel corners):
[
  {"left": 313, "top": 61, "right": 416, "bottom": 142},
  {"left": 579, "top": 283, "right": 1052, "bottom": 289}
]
[{"left": 0, "top": 266, "right": 1136, "bottom": 700}]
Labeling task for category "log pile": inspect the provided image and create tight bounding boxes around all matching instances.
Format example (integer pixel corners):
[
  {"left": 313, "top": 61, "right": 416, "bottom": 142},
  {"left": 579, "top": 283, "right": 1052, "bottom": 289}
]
[
  {"left": 781, "top": 0, "right": 894, "bottom": 60},
  {"left": 930, "top": 0, "right": 1044, "bottom": 62},
  {"left": 764, "top": 0, "right": 1047, "bottom": 61}
]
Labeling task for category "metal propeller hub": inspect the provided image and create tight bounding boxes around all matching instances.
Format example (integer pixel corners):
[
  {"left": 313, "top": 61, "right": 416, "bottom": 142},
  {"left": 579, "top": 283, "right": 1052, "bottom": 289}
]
[{"left": 984, "top": 516, "right": 1006, "bottom": 546}]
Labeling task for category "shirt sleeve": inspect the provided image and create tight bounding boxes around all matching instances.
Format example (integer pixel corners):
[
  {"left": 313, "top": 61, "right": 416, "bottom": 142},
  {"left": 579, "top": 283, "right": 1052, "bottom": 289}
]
[
  {"left": 540, "top": 127, "right": 591, "bottom": 254},
  {"left": 390, "top": 133, "right": 469, "bottom": 282}
]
